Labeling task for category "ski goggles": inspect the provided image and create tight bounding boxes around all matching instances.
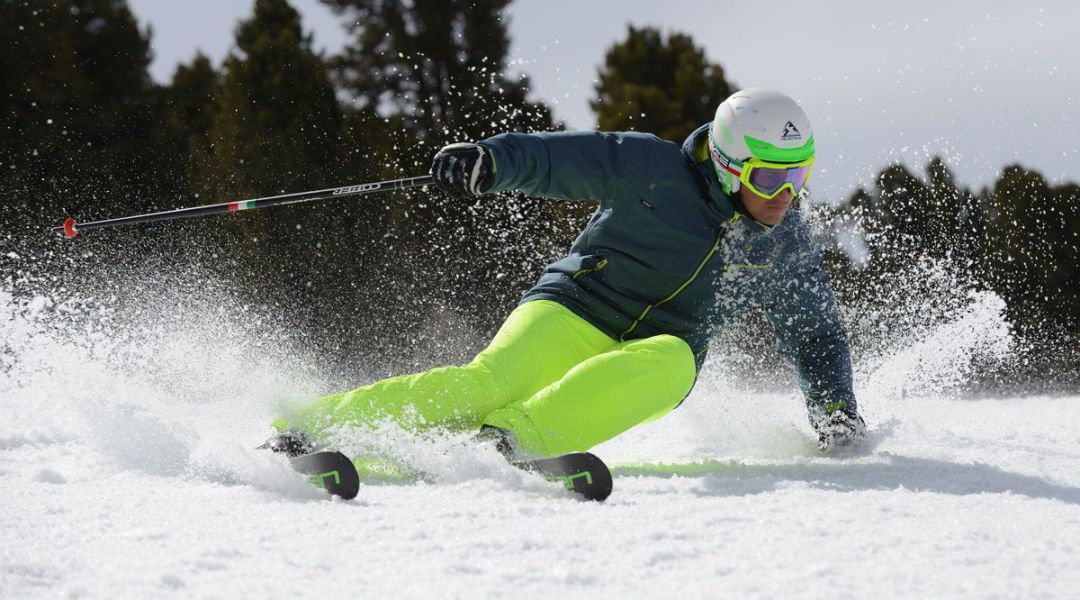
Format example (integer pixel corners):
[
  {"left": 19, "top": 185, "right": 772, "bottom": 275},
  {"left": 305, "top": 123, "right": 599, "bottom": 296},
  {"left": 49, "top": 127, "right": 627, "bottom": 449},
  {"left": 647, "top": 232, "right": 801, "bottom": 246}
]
[{"left": 709, "top": 143, "right": 815, "bottom": 200}]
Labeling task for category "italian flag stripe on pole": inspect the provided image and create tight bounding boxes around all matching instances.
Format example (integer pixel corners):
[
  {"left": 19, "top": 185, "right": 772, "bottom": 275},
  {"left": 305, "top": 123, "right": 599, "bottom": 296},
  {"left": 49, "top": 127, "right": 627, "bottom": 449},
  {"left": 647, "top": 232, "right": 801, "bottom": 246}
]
[{"left": 228, "top": 200, "right": 256, "bottom": 212}]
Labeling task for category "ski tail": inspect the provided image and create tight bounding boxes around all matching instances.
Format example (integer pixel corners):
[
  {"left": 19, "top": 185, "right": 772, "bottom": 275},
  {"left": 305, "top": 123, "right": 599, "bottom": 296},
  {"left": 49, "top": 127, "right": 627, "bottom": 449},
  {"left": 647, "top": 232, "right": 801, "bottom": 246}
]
[
  {"left": 289, "top": 451, "right": 360, "bottom": 500},
  {"left": 514, "top": 452, "right": 613, "bottom": 502}
]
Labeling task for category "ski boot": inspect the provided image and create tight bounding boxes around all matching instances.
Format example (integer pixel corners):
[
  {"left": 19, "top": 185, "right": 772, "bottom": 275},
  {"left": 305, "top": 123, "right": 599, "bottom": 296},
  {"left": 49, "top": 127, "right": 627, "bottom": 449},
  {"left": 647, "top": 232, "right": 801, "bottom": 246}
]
[
  {"left": 475, "top": 424, "right": 519, "bottom": 460},
  {"left": 258, "top": 429, "right": 318, "bottom": 458}
]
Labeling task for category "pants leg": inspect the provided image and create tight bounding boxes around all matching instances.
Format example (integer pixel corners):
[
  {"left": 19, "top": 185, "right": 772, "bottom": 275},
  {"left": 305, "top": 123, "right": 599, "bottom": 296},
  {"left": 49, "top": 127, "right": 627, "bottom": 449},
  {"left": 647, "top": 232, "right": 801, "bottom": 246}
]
[
  {"left": 482, "top": 334, "right": 697, "bottom": 456},
  {"left": 279, "top": 300, "right": 616, "bottom": 437}
]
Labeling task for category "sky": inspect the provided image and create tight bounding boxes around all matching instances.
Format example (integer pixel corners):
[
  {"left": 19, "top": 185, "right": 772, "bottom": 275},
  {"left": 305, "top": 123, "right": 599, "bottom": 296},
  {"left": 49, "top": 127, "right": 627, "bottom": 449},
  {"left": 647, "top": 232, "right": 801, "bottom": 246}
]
[{"left": 127, "top": 0, "right": 1080, "bottom": 201}]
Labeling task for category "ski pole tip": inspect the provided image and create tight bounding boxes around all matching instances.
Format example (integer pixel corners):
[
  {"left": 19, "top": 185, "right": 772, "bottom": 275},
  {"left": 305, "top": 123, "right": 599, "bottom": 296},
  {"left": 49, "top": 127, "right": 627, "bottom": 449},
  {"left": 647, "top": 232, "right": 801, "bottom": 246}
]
[{"left": 62, "top": 218, "right": 79, "bottom": 239}]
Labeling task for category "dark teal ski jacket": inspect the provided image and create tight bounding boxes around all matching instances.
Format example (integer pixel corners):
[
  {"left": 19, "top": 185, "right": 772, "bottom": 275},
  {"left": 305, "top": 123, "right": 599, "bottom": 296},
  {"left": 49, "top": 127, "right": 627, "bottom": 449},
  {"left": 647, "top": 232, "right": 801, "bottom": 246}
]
[{"left": 479, "top": 124, "right": 856, "bottom": 413}]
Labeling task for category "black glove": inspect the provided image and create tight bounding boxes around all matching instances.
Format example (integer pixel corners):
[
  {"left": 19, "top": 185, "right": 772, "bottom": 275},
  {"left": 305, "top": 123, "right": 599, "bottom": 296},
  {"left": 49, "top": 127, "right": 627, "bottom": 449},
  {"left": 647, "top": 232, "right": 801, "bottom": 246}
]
[
  {"left": 809, "top": 401, "right": 866, "bottom": 451},
  {"left": 430, "top": 142, "right": 495, "bottom": 199}
]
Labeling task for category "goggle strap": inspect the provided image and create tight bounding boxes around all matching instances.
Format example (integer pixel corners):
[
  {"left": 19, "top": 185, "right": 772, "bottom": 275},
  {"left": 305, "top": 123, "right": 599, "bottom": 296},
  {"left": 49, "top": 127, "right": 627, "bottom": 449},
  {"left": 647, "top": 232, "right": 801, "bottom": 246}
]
[{"left": 708, "top": 139, "right": 744, "bottom": 176}]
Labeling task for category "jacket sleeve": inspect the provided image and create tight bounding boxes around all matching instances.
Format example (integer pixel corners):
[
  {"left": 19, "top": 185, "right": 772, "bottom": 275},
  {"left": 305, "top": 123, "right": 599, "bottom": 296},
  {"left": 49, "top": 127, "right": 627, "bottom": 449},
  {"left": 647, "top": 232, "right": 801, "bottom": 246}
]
[
  {"left": 762, "top": 216, "right": 858, "bottom": 418},
  {"left": 478, "top": 131, "right": 661, "bottom": 204}
]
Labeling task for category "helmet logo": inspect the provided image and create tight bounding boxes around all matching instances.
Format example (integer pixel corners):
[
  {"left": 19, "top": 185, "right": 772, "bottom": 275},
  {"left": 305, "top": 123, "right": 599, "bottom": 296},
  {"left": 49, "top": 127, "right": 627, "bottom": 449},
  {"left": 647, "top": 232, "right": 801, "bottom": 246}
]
[{"left": 781, "top": 121, "right": 802, "bottom": 141}]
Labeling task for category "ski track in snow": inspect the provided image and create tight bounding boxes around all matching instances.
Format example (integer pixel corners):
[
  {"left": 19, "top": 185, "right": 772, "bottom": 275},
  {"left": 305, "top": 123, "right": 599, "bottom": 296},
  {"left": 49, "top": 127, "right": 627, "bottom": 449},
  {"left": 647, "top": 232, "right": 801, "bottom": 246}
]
[{"left": 3, "top": 289, "right": 1080, "bottom": 598}]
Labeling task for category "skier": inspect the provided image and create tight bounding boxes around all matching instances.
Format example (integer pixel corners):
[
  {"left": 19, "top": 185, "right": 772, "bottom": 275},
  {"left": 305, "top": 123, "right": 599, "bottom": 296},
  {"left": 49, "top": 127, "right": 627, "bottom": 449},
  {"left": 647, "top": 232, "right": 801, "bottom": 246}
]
[{"left": 271, "top": 88, "right": 865, "bottom": 459}]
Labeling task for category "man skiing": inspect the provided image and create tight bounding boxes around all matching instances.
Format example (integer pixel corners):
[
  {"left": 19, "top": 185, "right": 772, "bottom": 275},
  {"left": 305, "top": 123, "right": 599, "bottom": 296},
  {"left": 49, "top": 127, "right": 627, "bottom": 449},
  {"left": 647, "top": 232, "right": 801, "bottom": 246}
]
[{"left": 273, "top": 88, "right": 865, "bottom": 459}]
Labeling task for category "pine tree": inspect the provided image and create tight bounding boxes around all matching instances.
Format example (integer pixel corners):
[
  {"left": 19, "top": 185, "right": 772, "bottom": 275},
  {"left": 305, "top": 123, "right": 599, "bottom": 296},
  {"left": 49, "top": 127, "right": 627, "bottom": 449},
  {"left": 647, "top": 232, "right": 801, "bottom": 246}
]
[
  {"left": 201, "top": 0, "right": 342, "bottom": 199},
  {"left": 981, "top": 167, "right": 1080, "bottom": 339},
  {"left": 591, "top": 26, "right": 734, "bottom": 141},
  {"left": 323, "top": 0, "right": 554, "bottom": 148},
  {"left": 820, "top": 159, "right": 1080, "bottom": 390},
  {"left": 1, "top": 0, "right": 157, "bottom": 231},
  {"left": 154, "top": 53, "right": 220, "bottom": 203},
  {"left": 193, "top": 0, "right": 346, "bottom": 334}
]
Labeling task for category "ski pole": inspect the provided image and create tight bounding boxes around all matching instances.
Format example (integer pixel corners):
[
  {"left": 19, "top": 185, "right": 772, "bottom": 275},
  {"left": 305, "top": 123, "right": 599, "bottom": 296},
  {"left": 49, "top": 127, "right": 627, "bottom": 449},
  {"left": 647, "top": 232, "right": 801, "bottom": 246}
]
[{"left": 53, "top": 174, "right": 434, "bottom": 238}]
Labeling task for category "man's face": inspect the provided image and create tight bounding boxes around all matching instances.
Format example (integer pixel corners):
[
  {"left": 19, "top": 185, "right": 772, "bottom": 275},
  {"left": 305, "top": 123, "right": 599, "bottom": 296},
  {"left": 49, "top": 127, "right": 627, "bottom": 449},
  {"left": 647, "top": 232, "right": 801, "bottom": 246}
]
[{"left": 739, "top": 185, "right": 793, "bottom": 225}]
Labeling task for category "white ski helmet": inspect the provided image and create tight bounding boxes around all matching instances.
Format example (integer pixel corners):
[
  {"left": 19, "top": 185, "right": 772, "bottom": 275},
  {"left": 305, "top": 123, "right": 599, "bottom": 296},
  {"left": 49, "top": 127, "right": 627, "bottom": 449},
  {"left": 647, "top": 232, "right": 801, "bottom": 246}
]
[{"left": 708, "top": 88, "right": 815, "bottom": 196}]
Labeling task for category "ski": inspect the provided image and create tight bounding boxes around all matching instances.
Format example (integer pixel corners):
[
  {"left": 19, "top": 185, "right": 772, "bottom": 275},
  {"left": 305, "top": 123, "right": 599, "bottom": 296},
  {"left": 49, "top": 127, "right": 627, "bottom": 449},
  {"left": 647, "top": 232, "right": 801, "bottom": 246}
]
[
  {"left": 264, "top": 431, "right": 610, "bottom": 501},
  {"left": 513, "top": 452, "right": 613, "bottom": 502},
  {"left": 288, "top": 450, "right": 360, "bottom": 500}
]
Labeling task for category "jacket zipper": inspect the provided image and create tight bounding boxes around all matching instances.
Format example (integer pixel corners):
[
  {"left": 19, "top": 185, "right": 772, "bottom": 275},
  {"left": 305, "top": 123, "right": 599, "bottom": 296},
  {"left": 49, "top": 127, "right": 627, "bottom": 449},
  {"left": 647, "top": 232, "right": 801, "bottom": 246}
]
[
  {"left": 619, "top": 213, "right": 741, "bottom": 341},
  {"left": 572, "top": 257, "right": 609, "bottom": 280}
]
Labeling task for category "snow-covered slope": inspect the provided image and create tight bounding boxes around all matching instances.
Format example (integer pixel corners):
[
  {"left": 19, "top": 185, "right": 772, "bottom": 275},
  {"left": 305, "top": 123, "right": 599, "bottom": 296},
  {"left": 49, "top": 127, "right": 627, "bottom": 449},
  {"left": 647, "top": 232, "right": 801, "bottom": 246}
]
[{"left": 2, "top": 286, "right": 1078, "bottom": 599}]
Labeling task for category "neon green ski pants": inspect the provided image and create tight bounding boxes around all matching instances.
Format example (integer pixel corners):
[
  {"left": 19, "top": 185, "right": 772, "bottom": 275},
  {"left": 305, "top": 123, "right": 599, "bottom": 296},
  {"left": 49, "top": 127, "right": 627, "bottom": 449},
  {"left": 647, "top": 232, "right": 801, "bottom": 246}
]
[{"left": 282, "top": 300, "right": 697, "bottom": 456}]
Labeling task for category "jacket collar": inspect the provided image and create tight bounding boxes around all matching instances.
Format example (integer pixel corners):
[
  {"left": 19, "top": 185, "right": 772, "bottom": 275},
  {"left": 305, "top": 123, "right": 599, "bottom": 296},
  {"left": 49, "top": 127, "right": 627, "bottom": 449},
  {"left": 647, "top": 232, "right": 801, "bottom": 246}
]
[{"left": 681, "top": 123, "right": 774, "bottom": 235}]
